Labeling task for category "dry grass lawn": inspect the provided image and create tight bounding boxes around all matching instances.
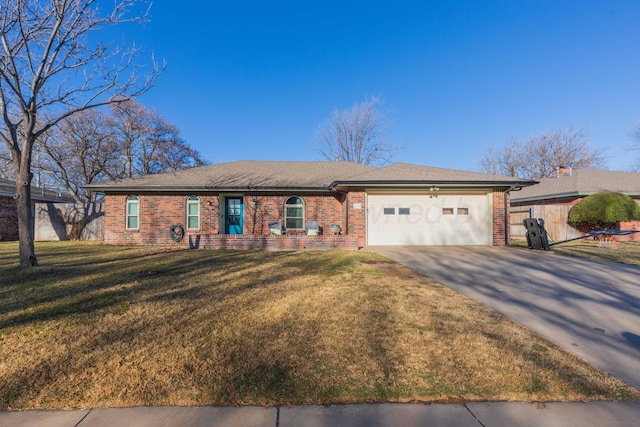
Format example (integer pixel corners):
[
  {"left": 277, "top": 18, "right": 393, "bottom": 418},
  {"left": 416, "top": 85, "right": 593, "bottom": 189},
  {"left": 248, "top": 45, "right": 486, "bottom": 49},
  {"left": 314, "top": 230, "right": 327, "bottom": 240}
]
[
  {"left": 511, "top": 239, "right": 640, "bottom": 266},
  {"left": 0, "top": 242, "right": 637, "bottom": 410}
]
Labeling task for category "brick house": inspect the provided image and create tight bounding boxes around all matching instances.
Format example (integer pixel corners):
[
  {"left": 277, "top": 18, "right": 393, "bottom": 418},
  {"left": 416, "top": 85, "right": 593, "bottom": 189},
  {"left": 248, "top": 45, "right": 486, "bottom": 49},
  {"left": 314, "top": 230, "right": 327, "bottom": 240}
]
[
  {"left": 0, "top": 177, "right": 75, "bottom": 241},
  {"left": 85, "top": 161, "right": 534, "bottom": 250},
  {"left": 511, "top": 168, "right": 640, "bottom": 242}
]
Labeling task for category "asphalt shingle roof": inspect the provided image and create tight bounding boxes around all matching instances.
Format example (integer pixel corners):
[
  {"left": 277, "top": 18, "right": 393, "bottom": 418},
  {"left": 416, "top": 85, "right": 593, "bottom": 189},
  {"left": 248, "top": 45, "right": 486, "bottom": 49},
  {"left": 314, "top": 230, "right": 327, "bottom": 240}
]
[
  {"left": 86, "top": 161, "right": 377, "bottom": 190},
  {"left": 511, "top": 169, "right": 640, "bottom": 202},
  {"left": 84, "top": 160, "right": 535, "bottom": 192},
  {"left": 342, "top": 162, "right": 535, "bottom": 184}
]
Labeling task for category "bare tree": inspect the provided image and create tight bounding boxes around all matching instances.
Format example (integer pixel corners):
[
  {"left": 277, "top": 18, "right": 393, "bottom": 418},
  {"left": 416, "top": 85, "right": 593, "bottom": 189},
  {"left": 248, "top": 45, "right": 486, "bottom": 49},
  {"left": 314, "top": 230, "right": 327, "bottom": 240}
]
[
  {"left": 630, "top": 123, "right": 640, "bottom": 171},
  {"left": 0, "top": 0, "right": 161, "bottom": 266},
  {"left": 0, "top": 146, "right": 12, "bottom": 178},
  {"left": 315, "top": 95, "right": 396, "bottom": 165},
  {"left": 39, "top": 109, "right": 115, "bottom": 204},
  {"left": 36, "top": 111, "right": 113, "bottom": 239},
  {"left": 477, "top": 127, "right": 606, "bottom": 180},
  {"left": 477, "top": 138, "right": 524, "bottom": 178},
  {"left": 38, "top": 102, "right": 205, "bottom": 238},
  {"left": 105, "top": 99, "right": 205, "bottom": 180},
  {"left": 39, "top": 100, "right": 206, "bottom": 197}
]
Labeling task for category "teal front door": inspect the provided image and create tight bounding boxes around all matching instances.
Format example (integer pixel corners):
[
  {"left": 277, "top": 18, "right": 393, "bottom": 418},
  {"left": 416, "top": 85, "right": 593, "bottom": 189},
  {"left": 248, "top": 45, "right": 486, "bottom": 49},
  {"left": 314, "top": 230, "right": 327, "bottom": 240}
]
[{"left": 225, "top": 197, "right": 243, "bottom": 234}]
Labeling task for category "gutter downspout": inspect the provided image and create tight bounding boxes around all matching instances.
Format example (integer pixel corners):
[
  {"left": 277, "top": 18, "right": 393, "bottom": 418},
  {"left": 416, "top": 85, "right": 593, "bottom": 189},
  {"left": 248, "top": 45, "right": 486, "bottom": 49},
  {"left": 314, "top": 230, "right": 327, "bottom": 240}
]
[
  {"left": 345, "top": 193, "right": 349, "bottom": 235},
  {"left": 329, "top": 185, "right": 348, "bottom": 235},
  {"left": 504, "top": 184, "right": 522, "bottom": 246}
]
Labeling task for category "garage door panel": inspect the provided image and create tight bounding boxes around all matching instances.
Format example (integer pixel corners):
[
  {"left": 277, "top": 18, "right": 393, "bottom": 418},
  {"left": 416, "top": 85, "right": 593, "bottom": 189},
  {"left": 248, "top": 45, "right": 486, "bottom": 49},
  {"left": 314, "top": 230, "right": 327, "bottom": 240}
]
[{"left": 367, "top": 194, "right": 490, "bottom": 246}]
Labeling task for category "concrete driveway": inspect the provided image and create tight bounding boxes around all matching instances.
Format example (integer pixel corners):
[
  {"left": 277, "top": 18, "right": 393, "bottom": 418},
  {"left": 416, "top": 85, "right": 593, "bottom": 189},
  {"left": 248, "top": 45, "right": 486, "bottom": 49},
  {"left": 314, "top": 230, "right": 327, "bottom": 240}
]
[{"left": 370, "top": 245, "right": 640, "bottom": 390}]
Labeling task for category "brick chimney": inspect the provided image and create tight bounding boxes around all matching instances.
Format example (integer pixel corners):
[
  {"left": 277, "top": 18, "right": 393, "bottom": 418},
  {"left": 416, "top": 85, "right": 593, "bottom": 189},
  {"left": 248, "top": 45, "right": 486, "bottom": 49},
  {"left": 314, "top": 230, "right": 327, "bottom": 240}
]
[{"left": 551, "top": 166, "right": 572, "bottom": 178}]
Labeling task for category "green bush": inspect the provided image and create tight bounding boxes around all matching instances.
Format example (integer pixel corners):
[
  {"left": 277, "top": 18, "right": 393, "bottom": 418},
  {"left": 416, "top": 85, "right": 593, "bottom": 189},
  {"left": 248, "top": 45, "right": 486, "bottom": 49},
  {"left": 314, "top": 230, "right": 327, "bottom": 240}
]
[{"left": 568, "top": 192, "right": 640, "bottom": 230}]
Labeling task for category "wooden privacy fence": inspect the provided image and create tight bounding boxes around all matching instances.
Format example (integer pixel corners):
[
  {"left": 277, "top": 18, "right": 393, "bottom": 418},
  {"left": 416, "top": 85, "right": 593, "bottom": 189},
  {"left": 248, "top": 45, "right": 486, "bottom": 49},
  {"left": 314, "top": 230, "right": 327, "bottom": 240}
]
[
  {"left": 34, "top": 202, "right": 104, "bottom": 241},
  {"left": 510, "top": 205, "right": 581, "bottom": 242}
]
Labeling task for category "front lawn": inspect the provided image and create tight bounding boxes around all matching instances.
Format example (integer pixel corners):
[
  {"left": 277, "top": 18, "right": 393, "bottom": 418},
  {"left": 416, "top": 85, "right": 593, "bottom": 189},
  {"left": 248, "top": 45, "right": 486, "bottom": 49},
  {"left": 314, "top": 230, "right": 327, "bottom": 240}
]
[
  {"left": 0, "top": 242, "right": 637, "bottom": 409},
  {"left": 511, "top": 239, "right": 640, "bottom": 266}
]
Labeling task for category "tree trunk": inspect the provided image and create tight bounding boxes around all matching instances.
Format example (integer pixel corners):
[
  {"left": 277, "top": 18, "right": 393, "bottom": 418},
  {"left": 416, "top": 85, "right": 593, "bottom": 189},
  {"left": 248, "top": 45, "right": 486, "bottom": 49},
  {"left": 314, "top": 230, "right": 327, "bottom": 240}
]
[{"left": 15, "top": 165, "right": 38, "bottom": 267}]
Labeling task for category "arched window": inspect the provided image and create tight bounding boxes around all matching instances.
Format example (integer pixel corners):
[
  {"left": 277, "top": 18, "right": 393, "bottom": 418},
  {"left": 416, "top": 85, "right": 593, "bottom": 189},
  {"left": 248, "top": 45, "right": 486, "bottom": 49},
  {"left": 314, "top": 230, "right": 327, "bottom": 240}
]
[
  {"left": 284, "top": 196, "right": 304, "bottom": 230},
  {"left": 187, "top": 195, "right": 200, "bottom": 229},
  {"left": 126, "top": 195, "right": 139, "bottom": 230}
]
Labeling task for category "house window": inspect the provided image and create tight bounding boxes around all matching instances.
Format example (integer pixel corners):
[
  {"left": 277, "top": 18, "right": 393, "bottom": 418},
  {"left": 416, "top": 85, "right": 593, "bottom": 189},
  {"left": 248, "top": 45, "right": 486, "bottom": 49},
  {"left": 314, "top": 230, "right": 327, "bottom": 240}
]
[
  {"left": 126, "top": 195, "right": 139, "bottom": 229},
  {"left": 383, "top": 208, "right": 395, "bottom": 215},
  {"left": 399, "top": 208, "right": 410, "bottom": 215},
  {"left": 442, "top": 208, "right": 454, "bottom": 215},
  {"left": 285, "top": 196, "right": 304, "bottom": 230},
  {"left": 458, "top": 208, "right": 469, "bottom": 215},
  {"left": 187, "top": 196, "right": 200, "bottom": 229}
]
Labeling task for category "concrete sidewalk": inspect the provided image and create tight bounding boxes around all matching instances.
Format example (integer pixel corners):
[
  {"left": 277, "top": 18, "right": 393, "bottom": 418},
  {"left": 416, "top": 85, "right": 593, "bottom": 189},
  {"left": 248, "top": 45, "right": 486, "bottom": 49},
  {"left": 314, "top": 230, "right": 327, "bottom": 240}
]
[{"left": 2, "top": 401, "right": 640, "bottom": 427}]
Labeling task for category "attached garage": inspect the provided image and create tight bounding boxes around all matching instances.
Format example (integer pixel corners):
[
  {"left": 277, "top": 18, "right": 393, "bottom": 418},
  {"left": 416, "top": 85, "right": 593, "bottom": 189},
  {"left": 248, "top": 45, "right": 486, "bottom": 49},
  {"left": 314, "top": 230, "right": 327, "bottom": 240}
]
[
  {"left": 333, "top": 162, "right": 535, "bottom": 247},
  {"left": 366, "top": 193, "right": 491, "bottom": 245}
]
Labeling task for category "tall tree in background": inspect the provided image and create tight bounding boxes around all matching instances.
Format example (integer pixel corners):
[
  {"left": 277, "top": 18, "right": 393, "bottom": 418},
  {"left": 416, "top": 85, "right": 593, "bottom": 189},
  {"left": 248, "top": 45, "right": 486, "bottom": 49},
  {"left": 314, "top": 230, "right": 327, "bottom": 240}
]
[
  {"left": 315, "top": 95, "right": 396, "bottom": 165},
  {"left": 631, "top": 123, "right": 640, "bottom": 171},
  {"left": 0, "top": 148, "right": 11, "bottom": 178},
  {"left": 0, "top": 0, "right": 161, "bottom": 266},
  {"left": 38, "top": 101, "right": 205, "bottom": 238},
  {"left": 39, "top": 101, "right": 206, "bottom": 200},
  {"left": 36, "top": 110, "right": 114, "bottom": 240},
  {"left": 39, "top": 109, "right": 114, "bottom": 205},
  {"left": 477, "top": 127, "right": 606, "bottom": 180},
  {"left": 105, "top": 99, "right": 205, "bottom": 180}
]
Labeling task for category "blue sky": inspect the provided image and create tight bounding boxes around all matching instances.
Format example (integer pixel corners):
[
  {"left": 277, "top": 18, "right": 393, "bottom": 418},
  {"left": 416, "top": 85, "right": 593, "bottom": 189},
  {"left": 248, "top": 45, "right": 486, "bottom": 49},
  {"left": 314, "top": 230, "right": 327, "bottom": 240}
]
[{"left": 124, "top": 1, "right": 640, "bottom": 171}]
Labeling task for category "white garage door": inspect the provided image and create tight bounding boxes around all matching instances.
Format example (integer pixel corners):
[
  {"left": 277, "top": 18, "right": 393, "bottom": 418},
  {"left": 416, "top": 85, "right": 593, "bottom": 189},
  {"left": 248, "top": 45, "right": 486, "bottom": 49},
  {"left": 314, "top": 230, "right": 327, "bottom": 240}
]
[{"left": 367, "top": 194, "right": 491, "bottom": 245}]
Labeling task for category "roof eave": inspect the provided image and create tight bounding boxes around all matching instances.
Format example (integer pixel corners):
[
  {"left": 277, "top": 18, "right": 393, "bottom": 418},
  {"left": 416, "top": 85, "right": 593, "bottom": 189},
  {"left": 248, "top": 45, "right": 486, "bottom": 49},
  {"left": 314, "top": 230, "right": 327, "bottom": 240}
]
[
  {"left": 85, "top": 179, "right": 539, "bottom": 193},
  {"left": 332, "top": 180, "right": 538, "bottom": 189},
  {"left": 2, "top": 191, "right": 75, "bottom": 203},
  {"left": 83, "top": 185, "right": 333, "bottom": 193},
  {"left": 32, "top": 197, "right": 76, "bottom": 203}
]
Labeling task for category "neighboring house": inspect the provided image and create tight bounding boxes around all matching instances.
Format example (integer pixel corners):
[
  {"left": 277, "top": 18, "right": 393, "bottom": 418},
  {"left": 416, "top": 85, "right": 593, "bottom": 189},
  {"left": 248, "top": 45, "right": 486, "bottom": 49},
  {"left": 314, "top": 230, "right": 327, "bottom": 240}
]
[
  {"left": 0, "top": 177, "right": 75, "bottom": 241},
  {"left": 84, "top": 160, "right": 534, "bottom": 250},
  {"left": 510, "top": 168, "right": 640, "bottom": 241}
]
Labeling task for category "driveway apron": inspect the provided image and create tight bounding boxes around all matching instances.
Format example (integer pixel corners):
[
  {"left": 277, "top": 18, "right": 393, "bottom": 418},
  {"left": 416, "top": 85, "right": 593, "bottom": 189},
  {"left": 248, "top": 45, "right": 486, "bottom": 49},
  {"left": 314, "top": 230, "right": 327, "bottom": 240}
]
[{"left": 369, "top": 246, "right": 640, "bottom": 390}]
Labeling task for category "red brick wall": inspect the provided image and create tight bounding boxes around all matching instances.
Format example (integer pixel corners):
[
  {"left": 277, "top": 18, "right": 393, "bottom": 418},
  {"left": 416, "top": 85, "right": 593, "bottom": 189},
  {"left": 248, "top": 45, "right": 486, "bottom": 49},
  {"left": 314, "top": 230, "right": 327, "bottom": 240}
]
[
  {"left": 0, "top": 196, "right": 19, "bottom": 241},
  {"left": 346, "top": 191, "right": 366, "bottom": 247},
  {"left": 612, "top": 221, "right": 640, "bottom": 242},
  {"left": 243, "top": 193, "right": 346, "bottom": 236},
  {"left": 186, "top": 234, "right": 359, "bottom": 250},
  {"left": 492, "top": 190, "right": 506, "bottom": 246},
  {"left": 103, "top": 190, "right": 508, "bottom": 248},
  {"left": 105, "top": 193, "right": 219, "bottom": 245},
  {"left": 103, "top": 192, "right": 364, "bottom": 248}
]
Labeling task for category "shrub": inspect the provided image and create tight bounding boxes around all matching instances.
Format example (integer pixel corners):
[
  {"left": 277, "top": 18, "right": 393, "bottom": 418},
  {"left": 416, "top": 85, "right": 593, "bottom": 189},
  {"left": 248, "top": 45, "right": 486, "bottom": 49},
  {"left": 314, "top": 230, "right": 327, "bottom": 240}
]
[{"left": 568, "top": 192, "right": 640, "bottom": 231}]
